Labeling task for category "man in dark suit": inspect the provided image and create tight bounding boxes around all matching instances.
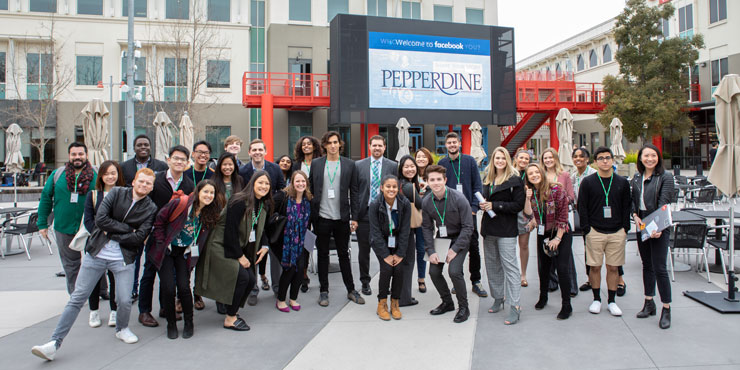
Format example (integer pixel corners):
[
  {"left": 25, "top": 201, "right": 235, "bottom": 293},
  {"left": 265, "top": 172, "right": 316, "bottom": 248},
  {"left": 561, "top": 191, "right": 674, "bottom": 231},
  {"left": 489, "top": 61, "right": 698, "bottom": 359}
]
[
  {"left": 121, "top": 134, "right": 168, "bottom": 186},
  {"left": 238, "top": 138, "right": 285, "bottom": 305},
  {"left": 352, "top": 135, "right": 397, "bottom": 297},
  {"left": 309, "top": 131, "right": 364, "bottom": 307},
  {"left": 136, "top": 145, "right": 195, "bottom": 327}
]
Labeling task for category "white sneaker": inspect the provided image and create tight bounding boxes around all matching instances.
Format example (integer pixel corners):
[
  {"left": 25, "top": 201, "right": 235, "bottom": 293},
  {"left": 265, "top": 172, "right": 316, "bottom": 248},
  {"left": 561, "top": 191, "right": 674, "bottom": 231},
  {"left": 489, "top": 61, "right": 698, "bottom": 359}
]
[
  {"left": 31, "top": 341, "right": 57, "bottom": 361},
  {"left": 108, "top": 311, "right": 117, "bottom": 327},
  {"left": 607, "top": 302, "right": 623, "bottom": 316},
  {"left": 589, "top": 300, "right": 602, "bottom": 314},
  {"left": 89, "top": 311, "right": 102, "bottom": 328},
  {"left": 115, "top": 328, "right": 139, "bottom": 344}
]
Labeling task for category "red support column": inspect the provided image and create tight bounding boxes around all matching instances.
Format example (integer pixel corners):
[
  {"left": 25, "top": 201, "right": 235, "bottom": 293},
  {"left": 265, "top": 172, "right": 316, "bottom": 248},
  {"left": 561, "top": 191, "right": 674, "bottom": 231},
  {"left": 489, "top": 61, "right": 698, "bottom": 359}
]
[
  {"left": 549, "top": 113, "right": 558, "bottom": 150},
  {"left": 652, "top": 135, "right": 663, "bottom": 153},
  {"left": 360, "top": 124, "right": 366, "bottom": 160},
  {"left": 368, "top": 124, "right": 379, "bottom": 157},
  {"left": 261, "top": 93, "right": 274, "bottom": 162},
  {"left": 461, "top": 124, "right": 471, "bottom": 155},
  {"left": 448, "top": 125, "right": 454, "bottom": 132}
]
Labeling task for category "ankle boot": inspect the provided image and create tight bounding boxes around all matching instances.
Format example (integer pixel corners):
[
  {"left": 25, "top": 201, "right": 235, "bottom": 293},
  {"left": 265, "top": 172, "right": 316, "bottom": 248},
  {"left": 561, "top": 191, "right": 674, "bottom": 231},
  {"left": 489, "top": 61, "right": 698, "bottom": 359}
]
[
  {"left": 390, "top": 299, "right": 402, "bottom": 320},
  {"left": 659, "top": 306, "right": 671, "bottom": 329},
  {"left": 377, "top": 298, "right": 390, "bottom": 321},
  {"left": 636, "top": 299, "right": 656, "bottom": 319},
  {"left": 534, "top": 293, "right": 548, "bottom": 310},
  {"left": 183, "top": 319, "right": 194, "bottom": 339},
  {"left": 557, "top": 303, "right": 572, "bottom": 320},
  {"left": 166, "top": 323, "right": 178, "bottom": 339}
]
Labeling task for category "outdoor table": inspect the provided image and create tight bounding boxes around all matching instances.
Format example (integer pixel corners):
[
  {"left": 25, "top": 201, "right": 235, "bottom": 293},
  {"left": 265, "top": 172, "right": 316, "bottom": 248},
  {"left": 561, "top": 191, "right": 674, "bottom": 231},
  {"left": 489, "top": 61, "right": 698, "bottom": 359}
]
[
  {"left": 0, "top": 207, "right": 36, "bottom": 256},
  {"left": 686, "top": 209, "right": 740, "bottom": 273}
]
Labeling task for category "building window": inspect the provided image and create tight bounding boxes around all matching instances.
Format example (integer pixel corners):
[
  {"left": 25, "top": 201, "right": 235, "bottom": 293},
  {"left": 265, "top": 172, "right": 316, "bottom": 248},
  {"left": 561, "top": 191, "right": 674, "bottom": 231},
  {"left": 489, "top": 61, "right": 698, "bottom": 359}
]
[
  {"left": 0, "top": 0, "right": 7, "bottom": 10},
  {"left": 30, "top": 0, "right": 56, "bottom": 12},
  {"left": 589, "top": 49, "right": 598, "bottom": 68},
  {"left": 27, "top": 53, "right": 53, "bottom": 99},
  {"left": 249, "top": 109, "right": 261, "bottom": 140},
  {"left": 367, "top": 0, "right": 386, "bottom": 16},
  {"left": 207, "top": 60, "right": 230, "bottom": 88},
  {"left": 76, "top": 56, "right": 102, "bottom": 86},
  {"left": 78, "top": 0, "right": 102, "bottom": 15},
  {"left": 566, "top": 59, "right": 573, "bottom": 72},
  {"left": 164, "top": 57, "right": 187, "bottom": 101},
  {"left": 208, "top": 0, "right": 229, "bottom": 21},
  {"left": 289, "top": 0, "right": 310, "bottom": 21},
  {"left": 206, "top": 126, "right": 230, "bottom": 158},
  {"left": 555, "top": 63, "right": 561, "bottom": 74},
  {"left": 401, "top": 1, "right": 419, "bottom": 19},
  {"left": 678, "top": 4, "right": 693, "bottom": 38},
  {"left": 466, "top": 8, "right": 483, "bottom": 25},
  {"left": 327, "top": 0, "right": 347, "bottom": 22},
  {"left": 122, "top": 0, "right": 147, "bottom": 17},
  {"left": 659, "top": 18, "right": 669, "bottom": 39},
  {"left": 603, "top": 44, "right": 612, "bottom": 63},
  {"left": 250, "top": 0, "right": 265, "bottom": 73},
  {"left": 709, "top": 0, "right": 726, "bottom": 24},
  {"left": 166, "top": 0, "right": 189, "bottom": 19},
  {"left": 576, "top": 55, "right": 584, "bottom": 71},
  {"left": 289, "top": 126, "right": 313, "bottom": 154},
  {"left": 0, "top": 52, "right": 5, "bottom": 99},
  {"left": 434, "top": 5, "right": 452, "bottom": 22},
  {"left": 590, "top": 132, "right": 600, "bottom": 152},
  {"left": 711, "top": 57, "right": 728, "bottom": 87}
]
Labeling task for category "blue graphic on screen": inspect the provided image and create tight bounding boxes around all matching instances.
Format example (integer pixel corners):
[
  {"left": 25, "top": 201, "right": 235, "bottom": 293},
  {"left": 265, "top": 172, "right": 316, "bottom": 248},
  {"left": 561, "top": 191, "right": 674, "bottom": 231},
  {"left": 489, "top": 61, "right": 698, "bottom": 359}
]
[{"left": 368, "top": 32, "right": 492, "bottom": 111}]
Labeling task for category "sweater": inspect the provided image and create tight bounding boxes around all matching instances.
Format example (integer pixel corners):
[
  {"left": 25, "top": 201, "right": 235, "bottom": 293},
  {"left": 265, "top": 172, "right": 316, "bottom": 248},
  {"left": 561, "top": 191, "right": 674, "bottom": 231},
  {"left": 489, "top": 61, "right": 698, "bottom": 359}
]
[
  {"left": 577, "top": 172, "right": 632, "bottom": 234},
  {"left": 37, "top": 168, "right": 98, "bottom": 234}
]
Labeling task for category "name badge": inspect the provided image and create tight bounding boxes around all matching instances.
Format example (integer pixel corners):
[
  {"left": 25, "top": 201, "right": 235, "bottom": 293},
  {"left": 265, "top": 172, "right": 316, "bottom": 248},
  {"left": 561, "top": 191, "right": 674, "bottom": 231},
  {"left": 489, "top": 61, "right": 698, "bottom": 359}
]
[
  {"left": 603, "top": 206, "right": 612, "bottom": 219},
  {"left": 538, "top": 224, "right": 545, "bottom": 236},
  {"left": 439, "top": 225, "right": 448, "bottom": 237},
  {"left": 190, "top": 245, "right": 199, "bottom": 257},
  {"left": 388, "top": 236, "right": 396, "bottom": 248},
  {"left": 70, "top": 193, "right": 79, "bottom": 203},
  {"left": 328, "top": 188, "right": 336, "bottom": 199},
  {"left": 456, "top": 184, "right": 463, "bottom": 193},
  {"left": 249, "top": 230, "right": 256, "bottom": 243}
]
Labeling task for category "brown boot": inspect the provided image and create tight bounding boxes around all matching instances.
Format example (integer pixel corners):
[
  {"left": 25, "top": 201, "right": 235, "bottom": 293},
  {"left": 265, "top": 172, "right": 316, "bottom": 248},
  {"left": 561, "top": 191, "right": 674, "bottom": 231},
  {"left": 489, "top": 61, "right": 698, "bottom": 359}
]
[
  {"left": 391, "top": 299, "right": 402, "bottom": 320},
  {"left": 377, "top": 298, "right": 390, "bottom": 321}
]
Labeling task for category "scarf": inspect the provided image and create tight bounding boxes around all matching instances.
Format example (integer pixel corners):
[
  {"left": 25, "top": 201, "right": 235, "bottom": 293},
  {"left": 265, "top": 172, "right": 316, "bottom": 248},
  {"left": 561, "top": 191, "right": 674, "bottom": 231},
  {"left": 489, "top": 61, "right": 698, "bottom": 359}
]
[
  {"left": 65, "top": 161, "right": 94, "bottom": 194},
  {"left": 281, "top": 197, "right": 310, "bottom": 268}
]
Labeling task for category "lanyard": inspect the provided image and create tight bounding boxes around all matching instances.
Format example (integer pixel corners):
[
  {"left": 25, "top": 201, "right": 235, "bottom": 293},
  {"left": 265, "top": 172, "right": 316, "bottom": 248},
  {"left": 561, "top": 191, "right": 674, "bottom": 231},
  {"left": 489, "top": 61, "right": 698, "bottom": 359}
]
[
  {"left": 192, "top": 217, "right": 202, "bottom": 245},
  {"left": 449, "top": 157, "right": 462, "bottom": 185},
  {"left": 386, "top": 203, "right": 395, "bottom": 235},
  {"left": 73, "top": 172, "right": 81, "bottom": 193},
  {"left": 597, "top": 174, "right": 614, "bottom": 206},
  {"left": 327, "top": 161, "right": 340, "bottom": 187},
  {"left": 251, "top": 202, "right": 264, "bottom": 232},
  {"left": 533, "top": 189, "right": 543, "bottom": 224},
  {"left": 192, "top": 167, "right": 207, "bottom": 184},
  {"left": 432, "top": 188, "right": 448, "bottom": 225},
  {"left": 173, "top": 175, "right": 182, "bottom": 191}
]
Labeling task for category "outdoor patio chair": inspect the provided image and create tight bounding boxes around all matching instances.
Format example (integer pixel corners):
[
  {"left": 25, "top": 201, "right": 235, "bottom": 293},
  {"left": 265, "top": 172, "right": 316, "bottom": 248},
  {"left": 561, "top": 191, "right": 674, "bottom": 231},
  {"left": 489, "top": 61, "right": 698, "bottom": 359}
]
[
  {"left": 0, "top": 212, "right": 53, "bottom": 260},
  {"left": 689, "top": 187, "right": 718, "bottom": 210},
  {"left": 706, "top": 225, "right": 740, "bottom": 285},
  {"left": 668, "top": 223, "right": 710, "bottom": 283}
]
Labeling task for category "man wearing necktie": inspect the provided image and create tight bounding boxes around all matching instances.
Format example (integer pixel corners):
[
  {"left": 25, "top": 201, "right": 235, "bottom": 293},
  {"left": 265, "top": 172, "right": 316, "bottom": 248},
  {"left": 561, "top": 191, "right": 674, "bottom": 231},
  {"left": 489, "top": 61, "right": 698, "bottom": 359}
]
[{"left": 352, "top": 136, "right": 398, "bottom": 296}]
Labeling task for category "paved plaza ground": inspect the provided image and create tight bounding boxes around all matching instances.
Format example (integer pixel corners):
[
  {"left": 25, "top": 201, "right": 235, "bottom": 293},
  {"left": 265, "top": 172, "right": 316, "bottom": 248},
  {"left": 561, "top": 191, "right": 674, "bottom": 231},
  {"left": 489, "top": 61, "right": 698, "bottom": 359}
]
[{"left": 1, "top": 199, "right": 740, "bottom": 370}]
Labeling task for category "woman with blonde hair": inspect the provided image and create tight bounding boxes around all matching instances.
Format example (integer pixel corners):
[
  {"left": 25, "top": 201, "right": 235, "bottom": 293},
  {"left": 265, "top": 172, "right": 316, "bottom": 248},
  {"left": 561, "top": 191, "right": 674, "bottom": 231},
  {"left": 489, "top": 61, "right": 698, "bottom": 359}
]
[
  {"left": 479, "top": 147, "right": 525, "bottom": 324},
  {"left": 513, "top": 148, "right": 533, "bottom": 287}
]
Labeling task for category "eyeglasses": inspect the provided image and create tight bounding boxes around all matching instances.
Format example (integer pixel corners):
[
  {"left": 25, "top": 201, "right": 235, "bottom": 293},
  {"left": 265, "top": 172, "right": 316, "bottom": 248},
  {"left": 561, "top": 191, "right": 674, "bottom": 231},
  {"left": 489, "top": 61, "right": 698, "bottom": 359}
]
[
  {"left": 596, "top": 156, "right": 613, "bottom": 162},
  {"left": 193, "top": 150, "right": 210, "bottom": 156},
  {"left": 170, "top": 156, "right": 188, "bottom": 163}
]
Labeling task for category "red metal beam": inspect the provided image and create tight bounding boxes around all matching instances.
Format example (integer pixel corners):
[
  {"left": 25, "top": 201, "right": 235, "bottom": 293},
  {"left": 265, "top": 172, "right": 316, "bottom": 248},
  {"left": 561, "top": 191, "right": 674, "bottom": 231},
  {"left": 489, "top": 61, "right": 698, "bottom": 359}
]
[{"left": 501, "top": 112, "right": 535, "bottom": 148}]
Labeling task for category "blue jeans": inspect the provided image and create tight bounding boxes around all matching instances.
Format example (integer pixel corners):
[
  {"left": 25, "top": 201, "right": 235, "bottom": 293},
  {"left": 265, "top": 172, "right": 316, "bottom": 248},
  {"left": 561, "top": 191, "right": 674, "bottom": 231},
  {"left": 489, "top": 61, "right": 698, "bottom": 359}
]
[
  {"left": 414, "top": 228, "right": 426, "bottom": 279},
  {"left": 51, "top": 253, "right": 135, "bottom": 347}
]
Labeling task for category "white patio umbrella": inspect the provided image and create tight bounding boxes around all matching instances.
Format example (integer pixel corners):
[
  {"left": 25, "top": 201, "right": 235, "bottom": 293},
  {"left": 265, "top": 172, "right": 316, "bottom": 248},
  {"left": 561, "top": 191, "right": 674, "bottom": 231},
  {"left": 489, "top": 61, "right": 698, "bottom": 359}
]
[
  {"left": 152, "top": 112, "right": 174, "bottom": 161},
  {"left": 610, "top": 118, "right": 626, "bottom": 164},
  {"left": 469, "top": 121, "right": 487, "bottom": 165},
  {"left": 179, "top": 112, "right": 194, "bottom": 152},
  {"left": 5, "top": 123, "right": 25, "bottom": 207},
  {"left": 555, "top": 108, "right": 575, "bottom": 172},
  {"left": 395, "top": 117, "right": 411, "bottom": 161},
  {"left": 81, "top": 98, "right": 110, "bottom": 167}
]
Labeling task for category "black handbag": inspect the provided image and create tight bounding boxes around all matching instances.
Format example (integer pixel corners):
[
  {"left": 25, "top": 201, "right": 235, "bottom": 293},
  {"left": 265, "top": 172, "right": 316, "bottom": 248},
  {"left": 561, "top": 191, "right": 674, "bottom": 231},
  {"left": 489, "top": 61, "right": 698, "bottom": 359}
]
[{"left": 266, "top": 212, "right": 287, "bottom": 245}]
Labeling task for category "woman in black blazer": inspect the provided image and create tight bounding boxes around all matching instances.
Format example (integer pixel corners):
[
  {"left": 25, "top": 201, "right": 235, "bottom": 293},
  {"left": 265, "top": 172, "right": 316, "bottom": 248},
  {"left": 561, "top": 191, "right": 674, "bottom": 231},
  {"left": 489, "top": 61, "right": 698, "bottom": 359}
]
[{"left": 369, "top": 175, "right": 411, "bottom": 321}]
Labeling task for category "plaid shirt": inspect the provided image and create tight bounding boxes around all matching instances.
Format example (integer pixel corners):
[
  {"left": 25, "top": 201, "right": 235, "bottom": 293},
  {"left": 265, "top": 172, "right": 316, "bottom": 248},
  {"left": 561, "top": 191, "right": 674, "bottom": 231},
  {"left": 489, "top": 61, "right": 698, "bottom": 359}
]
[{"left": 529, "top": 184, "right": 569, "bottom": 233}]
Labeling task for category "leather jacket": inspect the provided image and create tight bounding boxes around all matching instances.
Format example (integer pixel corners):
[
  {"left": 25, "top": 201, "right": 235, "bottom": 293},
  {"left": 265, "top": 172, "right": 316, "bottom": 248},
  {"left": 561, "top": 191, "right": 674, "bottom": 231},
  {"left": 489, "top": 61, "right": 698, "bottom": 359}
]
[{"left": 630, "top": 170, "right": 674, "bottom": 217}]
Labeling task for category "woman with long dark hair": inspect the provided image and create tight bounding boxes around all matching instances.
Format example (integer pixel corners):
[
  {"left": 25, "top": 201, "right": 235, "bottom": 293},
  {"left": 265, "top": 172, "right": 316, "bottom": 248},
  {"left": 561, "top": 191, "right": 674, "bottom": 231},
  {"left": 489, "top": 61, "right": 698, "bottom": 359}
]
[
  {"left": 273, "top": 170, "right": 312, "bottom": 312},
  {"left": 523, "top": 163, "right": 573, "bottom": 320},
  {"left": 151, "top": 180, "right": 222, "bottom": 339},
  {"left": 212, "top": 152, "right": 244, "bottom": 202},
  {"left": 413, "top": 147, "right": 435, "bottom": 292},
  {"left": 631, "top": 144, "right": 674, "bottom": 329},
  {"left": 277, "top": 155, "right": 294, "bottom": 185},
  {"left": 414, "top": 147, "right": 434, "bottom": 196},
  {"left": 84, "top": 160, "right": 125, "bottom": 328},
  {"left": 293, "top": 136, "right": 322, "bottom": 175},
  {"left": 396, "top": 155, "right": 420, "bottom": 305},
  {"left": 195, "top": 171, "right": 272, "bottom": 331}
]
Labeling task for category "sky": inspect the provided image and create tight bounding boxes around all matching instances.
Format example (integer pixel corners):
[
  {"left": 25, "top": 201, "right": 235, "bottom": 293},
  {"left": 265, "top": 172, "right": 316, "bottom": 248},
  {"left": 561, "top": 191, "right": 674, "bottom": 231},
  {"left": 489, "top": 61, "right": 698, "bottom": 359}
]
[{"left": 498, "top": 0, "right": 628, "bottom": 63}]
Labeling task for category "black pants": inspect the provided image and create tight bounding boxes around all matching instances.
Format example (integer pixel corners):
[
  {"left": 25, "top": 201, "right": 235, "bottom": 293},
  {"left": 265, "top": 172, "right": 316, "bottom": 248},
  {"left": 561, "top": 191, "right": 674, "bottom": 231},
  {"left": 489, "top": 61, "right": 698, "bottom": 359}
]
[
  {"left": 278, "top": 251, "right": 307, "bottom": 301},
  {"left": 158, "top": 247, "right": 193, "bottom": 325},
  {"left": 637, "top": 230, "right": 672, "bottom": 304},
  {"left": 258, "top": 253, "right": 267, "bottom": 276},
  {"left": 138, "top": 237, "right": 161, "bottom": 314},
  {"left": 356, "top": 219, "right": 373, "bottom": 286},
  {"left": 537, "top": 232, "right": 573, "bottom": 305},
  {"left": 227, "top": 266, "right": 257, "bottom": 316},
  {"left": 469, "top": 220, "right": 482, "bottom": 283},
  {"left": 315, "top": 217, "right": 355, "bottom": 293},
  {"left": 429, "top": 242, "right": 468, "bottom": 309},
  {"left": 89, "top": 270, "right": 117, "bottom": 311},
  {"left": 377, "top": 249, "right": 404, "bottom": 300}
]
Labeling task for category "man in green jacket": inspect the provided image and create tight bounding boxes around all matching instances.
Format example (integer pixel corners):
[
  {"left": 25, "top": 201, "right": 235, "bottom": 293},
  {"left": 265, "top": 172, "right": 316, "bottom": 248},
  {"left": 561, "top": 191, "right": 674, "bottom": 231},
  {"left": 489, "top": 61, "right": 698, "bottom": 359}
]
[{"left": 37, "top": 142, "right": 98, "bottom": 294}]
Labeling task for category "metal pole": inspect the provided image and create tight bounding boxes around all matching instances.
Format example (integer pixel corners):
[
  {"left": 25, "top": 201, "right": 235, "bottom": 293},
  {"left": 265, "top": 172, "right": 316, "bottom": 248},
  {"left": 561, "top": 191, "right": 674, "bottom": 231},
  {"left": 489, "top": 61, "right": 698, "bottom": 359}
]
[
  {"left": 727, "top": 197, "right": 738, "bottom": 302},
  {"left": 109, "top": 75, "right": 113, "bottom": 158},
  {"left": 125, "top": 0, "right": 135, "bottom": 159}
]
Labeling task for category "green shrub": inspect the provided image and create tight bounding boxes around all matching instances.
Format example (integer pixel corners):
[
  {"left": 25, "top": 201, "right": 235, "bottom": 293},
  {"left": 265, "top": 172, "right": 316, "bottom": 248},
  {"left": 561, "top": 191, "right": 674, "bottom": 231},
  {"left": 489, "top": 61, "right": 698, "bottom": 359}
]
[{"left": 623, "top": 151, "right": 638, "bottom": 164}]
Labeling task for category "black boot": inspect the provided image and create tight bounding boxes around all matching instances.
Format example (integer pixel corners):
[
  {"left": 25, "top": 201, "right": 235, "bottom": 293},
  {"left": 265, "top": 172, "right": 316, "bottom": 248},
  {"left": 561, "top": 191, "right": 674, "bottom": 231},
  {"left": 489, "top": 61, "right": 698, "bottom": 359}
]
[
  {"left": 659, "top": 306, "right": 671, "bottom": 329},
  {"left": 166, "top": 323, "right": 178, "bottom": 339},
  {"left": 636, "top": 299, "right": 656, "bottom": 319},
  {"left": 557, "top": 303, "right": 572, "bottom": 320},
  {"left": 534, "top": 293, "right": 548, "bottom": 310},
  {"left": 183, "top": 319, "right": 194, "bottom": 339}
]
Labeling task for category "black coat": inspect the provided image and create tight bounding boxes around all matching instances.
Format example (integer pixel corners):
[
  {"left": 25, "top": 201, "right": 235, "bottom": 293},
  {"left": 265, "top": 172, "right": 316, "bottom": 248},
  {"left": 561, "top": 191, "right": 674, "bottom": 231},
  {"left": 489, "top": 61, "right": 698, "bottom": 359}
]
[
  {"left": 630, "top": 170, "right": 674, "bottom": 216},
  {"left": 239, "top": 160, "right": 286, "bottom": 194},
  {"left": 369, "top": 195, "right": 411, "bottom": 259},
  {"left": 309, "top": 156, "right": 358, "bottom": 222},
  {"left": 480, "top": 175, "right": 525, "bottom": 238},
  {"left": 148, "top": 171, "right": 195, "bottom": 210},
  {"left": 120, "top": 157, "right": 168, "bottom": 186},
  {"left": 88, "top": 187, "right": 158, "bottom": 264}
]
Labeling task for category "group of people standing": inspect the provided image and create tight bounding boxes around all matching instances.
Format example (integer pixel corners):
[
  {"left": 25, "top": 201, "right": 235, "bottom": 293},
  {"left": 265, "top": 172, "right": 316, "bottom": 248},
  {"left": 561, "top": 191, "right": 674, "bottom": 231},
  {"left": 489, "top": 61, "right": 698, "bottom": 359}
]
[{"left": 31, "top": 130, "right": 675, "bottom": 362}]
